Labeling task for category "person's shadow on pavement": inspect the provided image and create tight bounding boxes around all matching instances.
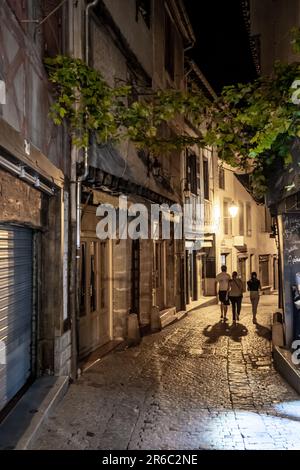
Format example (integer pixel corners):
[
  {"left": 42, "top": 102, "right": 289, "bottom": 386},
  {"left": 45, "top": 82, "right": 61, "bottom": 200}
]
[
  {"left": 203, "top": 321, "right": 248, "bottom": 344},
  {"left": 255, "top": 322, "right": 272, "bottom": 341}
]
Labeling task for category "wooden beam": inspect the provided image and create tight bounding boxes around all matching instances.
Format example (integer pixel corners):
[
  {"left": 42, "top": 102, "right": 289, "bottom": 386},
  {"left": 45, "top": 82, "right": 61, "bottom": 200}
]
[{"left": 0, "top": 117, "right": 64, "bottom": 188}]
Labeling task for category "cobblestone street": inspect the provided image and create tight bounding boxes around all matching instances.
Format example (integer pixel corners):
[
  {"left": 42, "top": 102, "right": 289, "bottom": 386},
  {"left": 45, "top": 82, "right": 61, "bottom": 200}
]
[{"left": 33, "top": 295, "right": 300, "bottom": 450}]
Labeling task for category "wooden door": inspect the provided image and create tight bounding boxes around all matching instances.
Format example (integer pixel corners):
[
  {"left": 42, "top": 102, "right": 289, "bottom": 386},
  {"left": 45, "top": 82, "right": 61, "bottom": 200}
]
[{"left": 79, "top": 239, "right": 110, "bottom": 358}]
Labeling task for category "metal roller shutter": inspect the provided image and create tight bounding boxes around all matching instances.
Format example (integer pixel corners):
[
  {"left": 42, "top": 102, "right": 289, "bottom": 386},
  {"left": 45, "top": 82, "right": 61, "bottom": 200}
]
[{"left": 0, "top": 225, "right": 33, "bottom": 412}]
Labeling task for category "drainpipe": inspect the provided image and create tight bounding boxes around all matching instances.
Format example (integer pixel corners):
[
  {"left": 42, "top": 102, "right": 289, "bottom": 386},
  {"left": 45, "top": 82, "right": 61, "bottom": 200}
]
[
  {"left": 69, "top": 0, "right": 99, "bottom": 379},
  {"left": 85, "top": 0, "right": 99, "bottom": 66},
  {"left": 76, "top": 0, "right": 99, "bottom": 253}
]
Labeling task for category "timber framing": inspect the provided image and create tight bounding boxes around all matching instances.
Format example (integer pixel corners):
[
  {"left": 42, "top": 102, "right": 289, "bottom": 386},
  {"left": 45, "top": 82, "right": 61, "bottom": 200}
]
[
  {"left": 166, "top": 0, "right": 196, "bottom": 47},
  {"left": 0, "top": 118, "right": 64, "bottom": 189}
]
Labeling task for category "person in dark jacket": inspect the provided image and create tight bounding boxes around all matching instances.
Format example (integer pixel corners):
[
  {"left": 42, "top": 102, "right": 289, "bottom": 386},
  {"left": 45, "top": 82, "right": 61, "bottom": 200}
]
[{"left": 247, "top": 272, "right": 261, "bottom": 323}]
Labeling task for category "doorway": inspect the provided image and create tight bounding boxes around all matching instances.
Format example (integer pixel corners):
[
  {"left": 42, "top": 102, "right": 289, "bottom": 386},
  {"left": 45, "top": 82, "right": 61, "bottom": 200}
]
[
  {"left": 0, "top": 225, "right": 34, "bottom": 413},
  {"left": 238, "top": 257, "right": 247, "bottom": 292},
  {"left": 131, "top": 239, "right": 140, "bottom": 317},
  {"left": 273, "top": 255, "right": 279, "bottom": 290},
  {"left": 79, "top": 239, "right": 110, "bottom": 358},
  {"left": 154, "top": 241, "right": 165, "bottom": 310},
  {"left": 186, "top": 250, "right": 199, "bottom": 303}
]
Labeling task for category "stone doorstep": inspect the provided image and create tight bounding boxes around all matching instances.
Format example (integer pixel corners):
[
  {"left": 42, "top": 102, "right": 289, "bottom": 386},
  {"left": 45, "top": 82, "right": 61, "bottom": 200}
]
[
  {"left": 184, "top": 296, "right": 217, "bottom": 315},
  {"left": 0, "top": 375, "right": 69, "bottom": 450},
  {"left": 160, "top": 297, "right": 217, "bottom": 329},
  {"left": 159, "top": 306, "right": 177, "bottom": 329},
  {"left": 80, "top": 339, "right": 125, "bottom": 373},
  {"left": 273, "top": 346, "right": 300, "bottom": 395}
]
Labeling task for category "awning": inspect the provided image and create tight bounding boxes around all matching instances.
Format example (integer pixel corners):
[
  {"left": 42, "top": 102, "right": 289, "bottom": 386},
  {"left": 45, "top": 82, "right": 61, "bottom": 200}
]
[
  {"left": 237, "top": 253, "right": 248, "bottom": 259},
  {"left": 90, "top": 139, "right": 135, "bottom": 182}
]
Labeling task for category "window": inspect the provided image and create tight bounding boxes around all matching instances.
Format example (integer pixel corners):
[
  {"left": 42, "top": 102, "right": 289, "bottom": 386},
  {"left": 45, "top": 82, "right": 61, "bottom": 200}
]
[
  {"left": 238, "top": 257, "right": 247, "bottom": 292},
  {"left": 259, "top": 255, "right": 270, "bottom": 286},
  {"left": 250, "top": 254, "right": 254, "bottom": 274},
  {"left": 196, "top": 160, "right": 201, "bottom": 193},
  {"left": 186, "top": 152, "right": 197, "bottom": 195},
  {"left": 154, "top": 242, "right": 163, "bottom": 288},
  {"left": 136, "top": 0, "right": 151, "bottom": 28},
  {"left": 203, "top": 256, "right": 216, "bottom": 278},
  {"left": 203, "top": 159, "right": 209, "bottom": 200},
  {"left": 164, "top": 10, "right": 175, "bottom": 80},
  {"left": 41, "top": 0, "right": 64, "bottom": 57},
  {"left": 223, "top": 200, "right": 232, "bottom": 235},
  {"left": 285, "top": 193, "right": 300, "bottom": 211},
  {"left": 239, "top": 201, "right": 244, "bottom": 235},
  {"left": 246, "top": 202, "right": 252, "bottom": 237},
  {"left": 221, "top": 253, "right": 227, "bottom": 266},
  {"left": 219, "top": 167, "right": 225, "bottom": 190}
]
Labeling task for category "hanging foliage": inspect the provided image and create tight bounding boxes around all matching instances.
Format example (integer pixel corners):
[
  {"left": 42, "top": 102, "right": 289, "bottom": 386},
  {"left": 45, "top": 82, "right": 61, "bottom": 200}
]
[
  {"left": 291, "top": 27, "right": 300, "bottom": 54},
  {"left": 204, "top": 60, "right": 300, "bottom": 196},
  {"left": 46, "top": 49, "right": 300, "bottom": 197},
  {"left": 45, "top": 55, "right": 208, "bottom": 152}
]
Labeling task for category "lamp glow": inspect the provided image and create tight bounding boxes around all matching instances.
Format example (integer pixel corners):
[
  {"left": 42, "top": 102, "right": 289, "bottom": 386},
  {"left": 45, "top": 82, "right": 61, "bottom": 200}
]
[{"left": 229, "top": 202, "right": 238, "bottom": 218}]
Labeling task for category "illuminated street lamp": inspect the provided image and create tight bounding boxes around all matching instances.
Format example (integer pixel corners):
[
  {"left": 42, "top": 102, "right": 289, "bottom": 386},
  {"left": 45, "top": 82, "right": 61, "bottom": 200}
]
[{"left": 229, "top": 201, "right": 239, "bottom": 218}]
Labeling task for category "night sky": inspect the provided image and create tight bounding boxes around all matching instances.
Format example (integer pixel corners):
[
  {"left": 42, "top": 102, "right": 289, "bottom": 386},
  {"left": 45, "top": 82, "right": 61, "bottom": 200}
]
[{"left": 184, "top": 0, "right": 258, "bottom": 94}]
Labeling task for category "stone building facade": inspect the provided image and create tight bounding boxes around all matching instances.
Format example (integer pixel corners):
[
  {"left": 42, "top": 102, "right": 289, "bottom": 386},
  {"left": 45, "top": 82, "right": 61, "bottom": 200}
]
[
  {"left": 0, "top": 0, "right": 71, "bottom": 414},
  {"left": 73, "top": 0, "right": 199, "bottom": 359},
  {"left": 215, "top": 165, "right": 278, "bottom": 292},
  {"left": 249, "top": 0, "right": 300, "bottom": 345}
]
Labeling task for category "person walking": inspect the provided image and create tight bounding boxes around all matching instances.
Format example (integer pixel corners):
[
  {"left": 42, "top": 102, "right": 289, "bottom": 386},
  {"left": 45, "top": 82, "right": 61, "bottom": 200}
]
[
  {"left": 228, "top": 271, "right": 243, "bottom": 326},
  {"left": 247, "top": 272, "right": 261, "bottom": 323},
  {"left": 215, "top": 265, "right": 231, "bottom": 321}
]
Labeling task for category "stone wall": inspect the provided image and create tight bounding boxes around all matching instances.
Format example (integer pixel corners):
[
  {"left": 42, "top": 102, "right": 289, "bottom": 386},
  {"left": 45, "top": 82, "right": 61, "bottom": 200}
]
[
  {"left": 54, "top": 331, "right": 72, "bottom": 377},
  {"left": 0, "top": 168, "right": 44, "bottom": 227}
]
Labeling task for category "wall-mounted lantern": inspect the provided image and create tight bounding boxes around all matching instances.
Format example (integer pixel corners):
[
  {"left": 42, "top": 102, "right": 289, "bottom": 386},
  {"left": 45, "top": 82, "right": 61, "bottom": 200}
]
[{"left": 229, "top": 201, "right": 239, "bottom": 218}]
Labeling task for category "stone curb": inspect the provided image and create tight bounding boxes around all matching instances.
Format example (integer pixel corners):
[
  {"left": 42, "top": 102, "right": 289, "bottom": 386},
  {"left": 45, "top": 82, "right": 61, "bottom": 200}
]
[
  {"left": 273, "top": 345, "right": 300, "bottom": 395},
  {"left": 0, "top": 375, "right": 69, "bottom": 450}
]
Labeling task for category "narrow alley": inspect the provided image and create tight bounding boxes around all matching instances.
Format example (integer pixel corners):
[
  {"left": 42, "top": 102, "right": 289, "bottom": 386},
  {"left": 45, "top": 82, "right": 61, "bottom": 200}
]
[{"left": 33, "top": 295, "right": 300, "bottom": 451}]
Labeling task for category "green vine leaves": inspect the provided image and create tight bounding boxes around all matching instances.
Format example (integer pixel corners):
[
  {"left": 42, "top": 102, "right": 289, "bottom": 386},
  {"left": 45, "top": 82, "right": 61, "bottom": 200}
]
[
  {"left": 46, "top": 54, "right": 300, "bottom": 197},
  {"left": 291, "top": 27, "right": 300, "bottom": 54},
  {"left": 203, "top": 60, "right": 300, "bottom": 197},
  {"left": 45, "top": 55, "right": 208, "bottom": 153}
]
